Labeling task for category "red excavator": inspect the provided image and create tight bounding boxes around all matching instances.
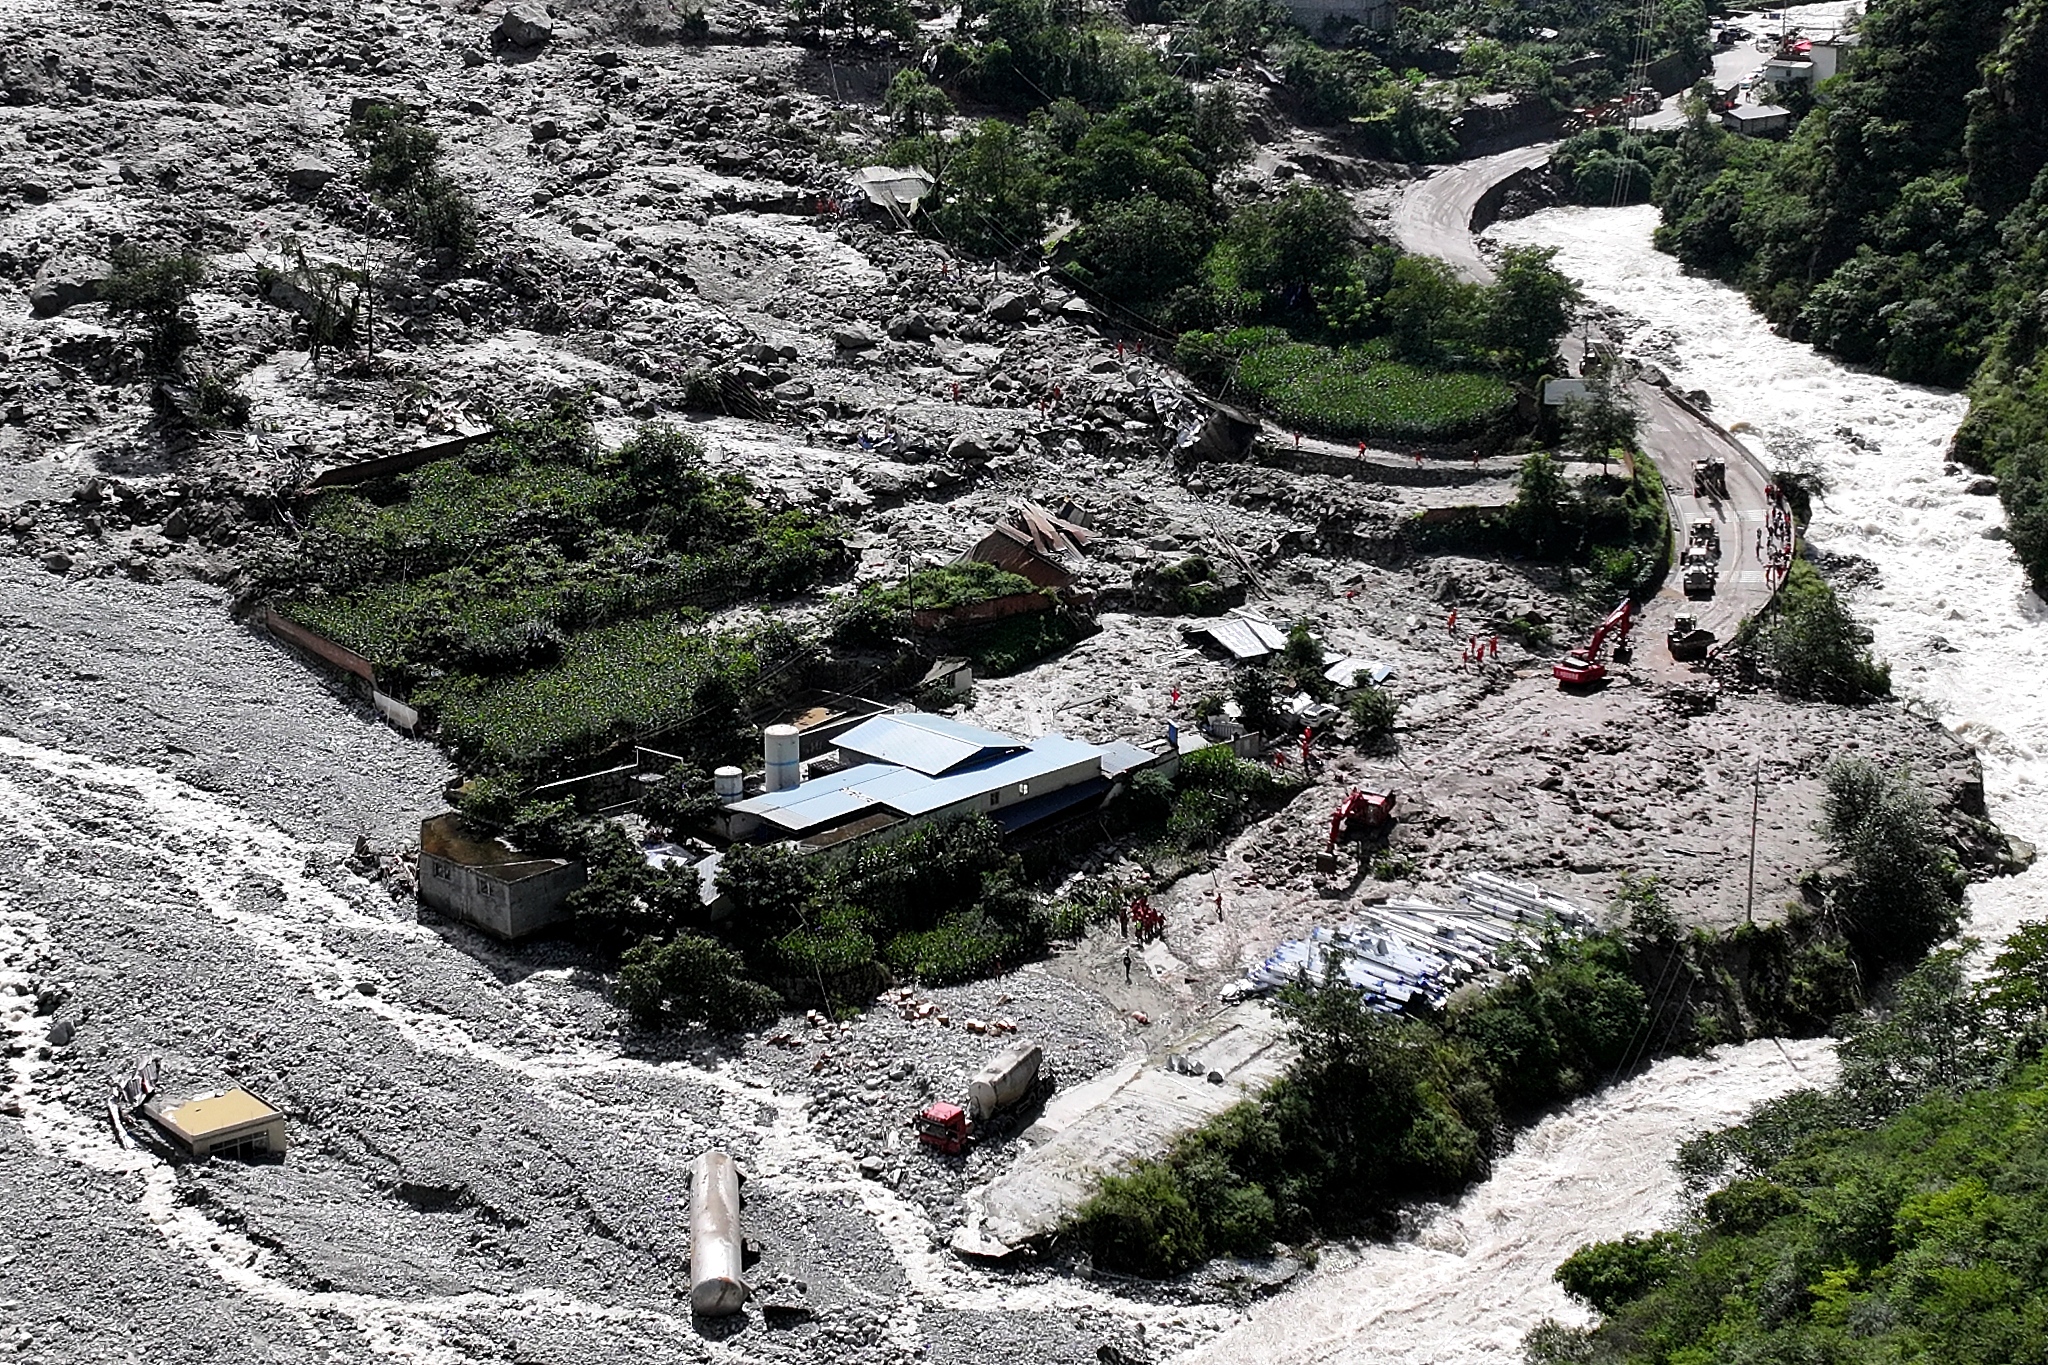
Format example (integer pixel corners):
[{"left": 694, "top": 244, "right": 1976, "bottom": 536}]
[
  {"left": 1327, "top": 788, "right": 1398, "bottom": 850},
  {"left": 1553, "top": 599, "right": 1635, "bottom": 686}
]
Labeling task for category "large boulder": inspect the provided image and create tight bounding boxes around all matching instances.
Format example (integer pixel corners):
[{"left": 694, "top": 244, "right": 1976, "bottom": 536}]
[
  {"left": 285, "top": 156, "right": 337, "bottom": 192},
  {"left": 497, "top": 3, "right": 554, "bottom": 47},
  {"left": 831, "top": 322, "right": 880, "bottom": 351},
  {"left": 29, "top": 254, "right": 110, "bottom": 318},
  {"left": 985, "top": 290, "right": 1031, "bottom": 323}
]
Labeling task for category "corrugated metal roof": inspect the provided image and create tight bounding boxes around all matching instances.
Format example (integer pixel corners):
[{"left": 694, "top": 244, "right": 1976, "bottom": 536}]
[
  {"left": 1195, "top": 614, "right": 1287, "bottom": 661},
  {"left": 835, "top": 712, "right": 1026, "bottom": 775},
  {"left": 725, "top": 734, "right": 1109, "bottom": 830},
  {"left": 887, "top": 734, "right": 1102, "bottom": 815},
  {"left": 1098, "top": 741, "right": 1159, "bottom": 779}
]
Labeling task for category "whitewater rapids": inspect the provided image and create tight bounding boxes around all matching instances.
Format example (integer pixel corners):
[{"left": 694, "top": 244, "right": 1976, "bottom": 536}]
[{"left": 1181, "top": 201, "right": 2045, "bottom": 1363}]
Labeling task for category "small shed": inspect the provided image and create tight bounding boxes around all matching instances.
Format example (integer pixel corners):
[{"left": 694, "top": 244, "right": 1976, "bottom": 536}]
[
  {"left": 1187, "top": 612, "right": 1288, "bottom": 662},
  {"left": 1721, "top": 103, "right": 1792, "bottom": 136},
  {"left": 146, "top": 1086, "right": 287, "bottom": 1159},
  {"left": 418, "top": 813, "right": 587, "bottom": 940}
]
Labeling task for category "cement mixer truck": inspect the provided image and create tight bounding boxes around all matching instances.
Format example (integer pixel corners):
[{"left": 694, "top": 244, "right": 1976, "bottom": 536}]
[{"left": 915, "top": 1040, "right": 1051, "bottom": 1156}]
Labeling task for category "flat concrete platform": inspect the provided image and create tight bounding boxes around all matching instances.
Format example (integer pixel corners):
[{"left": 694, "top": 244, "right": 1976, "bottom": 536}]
[{"left": 958, "top": 1003, "right": 1295, "bottom": 1255}]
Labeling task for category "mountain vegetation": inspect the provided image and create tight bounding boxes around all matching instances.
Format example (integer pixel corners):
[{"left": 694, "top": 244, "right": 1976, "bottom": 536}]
[
  {"left": 1644, "top": 0, "right": 2048, "bottom": 590},
  {"left": 1534, "top": 924, "right": 2048, "bottom": 1364}
]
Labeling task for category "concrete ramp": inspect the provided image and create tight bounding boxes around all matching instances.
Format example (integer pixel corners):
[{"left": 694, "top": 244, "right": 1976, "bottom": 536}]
[{"left": 957, "top": 1004, "right": 1294, "bottom": 1255}]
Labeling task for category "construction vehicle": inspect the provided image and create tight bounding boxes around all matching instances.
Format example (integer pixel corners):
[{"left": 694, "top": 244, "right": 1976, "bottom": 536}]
[
  {"left": 1688, "top": 519, "right": 1719, "bottom": 557},
  {"left": 1553, "top": 599, "right": 1635, "bottom": 686},
  {"left": 1691, "top": 457, "right": 1728, "bottom": 498},
  {"left": 915, "top": 1040, "right": 1049, "bottom": 1155},
  {"left": 1327, "top": 788, "right": 1397, "bottom": 850},
  {"left": 1682, "top": 546, "right": 1718, "bottom": 597},
  {"left": 1667, "top": 612, "right": 1714, "bottom": 660}
]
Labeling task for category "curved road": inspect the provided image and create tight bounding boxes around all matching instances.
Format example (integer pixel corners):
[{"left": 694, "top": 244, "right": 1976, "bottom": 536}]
[
  {"left": 1389, "top": 147, "right": 1784, "bottom": 667},
  {"left": 1388, "top": 143, "right": 1554, "bottom": 284}
]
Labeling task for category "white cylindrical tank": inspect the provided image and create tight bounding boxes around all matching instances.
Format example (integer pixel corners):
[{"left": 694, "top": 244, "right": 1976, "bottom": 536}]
[
  {"left": 966, "top": 1039, "right": 1044, "bottom": 1124},
  {"left": 713, "top": 765, "right": 744, "bottom": 801},
  {"left": 690, "top": 1148, "right": 748, "bottom": 1317},
  {"left": 763, "top": 724, "right": 801, "bottom": 793}
]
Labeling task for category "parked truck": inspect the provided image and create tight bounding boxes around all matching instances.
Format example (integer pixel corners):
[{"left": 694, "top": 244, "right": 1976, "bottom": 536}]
[
  {"left": 1682, "top": 546, "right": 1718, "bottom": 597},
  {"left": 916, "top": 1040, "right": 1050, "bottom": 1155}
]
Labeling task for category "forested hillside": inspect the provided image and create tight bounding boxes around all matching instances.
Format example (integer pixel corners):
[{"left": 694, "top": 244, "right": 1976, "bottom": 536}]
[
  {"left": 1647, "top": 0, "right": 2048, "bottom": 589},
  {"left": 1534, "top": 927, "right": 2048, "bottom": 1363}
]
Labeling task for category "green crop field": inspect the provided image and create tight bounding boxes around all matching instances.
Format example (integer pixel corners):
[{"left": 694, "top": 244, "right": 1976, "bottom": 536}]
[
  {"left": 1231, "top": 334, "right": 1515, "bottom": 440},
  {"left": 262, "top": 406, "right": 845, "bottom": 775},
  {"left": 417, "top": 615, "right": 767, "bottom": 770}
]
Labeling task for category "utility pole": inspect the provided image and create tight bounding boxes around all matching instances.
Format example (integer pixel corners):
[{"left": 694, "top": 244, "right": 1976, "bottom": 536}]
[{"left": 1746, "top": 759, "right": 1761, "bottom": 925}]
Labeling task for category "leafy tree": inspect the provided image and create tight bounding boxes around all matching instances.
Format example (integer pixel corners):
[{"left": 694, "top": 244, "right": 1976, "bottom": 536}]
[
  {"left": 791, "top": 0, "right": 915, "bottom": 42},
  {"left": 1206, "top": 187, "right": 1358, "bottom": 320},
  {"left": 1508, "top": 452, "right": 1573, "bottom": 555},
  {"left": 1280, "top": 619, "right": 1324, "bottom": 687},
  {"left": 615, "top": 933, "right": 781, "bottom": 1029},
  {"left": 1832, "top": 946, "right": 1994, "bottom": 1124},
  {"left": 1560, "top": 368, "right": 1640, "bottom": 463},
  {"left": 883, "top": 68, "right": 952, "bottom": 133},
  {"left": 1380, "top": 254, "right": 1482, "bottom": 360},
  {"left": 1065, "top": 195, "right": 1215, "bottom": 307},
  {"left": 1481, "top": 246, "right": 1579, "bottom": 374},
  {"left": 930, "top": 119, "right": 1053, "bottom": 255},
  {"left": 640, "top": 761, "right": 716, "bottom": 837},
  {"left": 101, "top": 243, "right": 203, "bottom": 371},
  {"left": 1230, "top": 665, "right": 1284, "bottom": 737},
  {"left": 1762, "top": 560, "right": 1891, "bottom": 702},
  {"left": 715, "top": 842, "right": 819, "bottom": 949},
  {"left": 1347, "top": 682, "right": 1397, "bottom": 749},
  {"left": 1063, "top": 116, "right": 1209, "bottom": 213}
]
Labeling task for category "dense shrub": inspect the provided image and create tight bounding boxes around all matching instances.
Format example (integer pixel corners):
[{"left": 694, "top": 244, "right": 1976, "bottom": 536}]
[
  {"left": 1760, "top": 559, "right": 1891, "bottom": 703},
  {"left": 101, "top": 243, "right": 203, "bottom": 371},
  {"left": 1822, "top": 759, "right": 1964, "bottom": 974},
  {"left": 346, "top": 101, "right": 478, "bottom": 261}
]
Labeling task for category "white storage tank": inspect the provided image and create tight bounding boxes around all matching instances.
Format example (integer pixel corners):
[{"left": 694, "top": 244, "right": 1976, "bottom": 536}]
[
  {"left": 966, "top": 1040, "right": 1044, "bottom": 1123},
  {"left": 713, "top": 765, "right": 744, "bottom": 802},
  {"left": 690, "top": 1148, "right": 748, "bottom": 1316},
  {"left": 763, "top": 724, "right": 801, "bottom": 793}
]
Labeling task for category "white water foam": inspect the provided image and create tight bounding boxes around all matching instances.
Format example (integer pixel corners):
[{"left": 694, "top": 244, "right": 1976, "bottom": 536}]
[
  {"left": 1490, "top": 205, "right": 2048, "bottom": 949},
  {"left": 1183, "top": 202, "right": 2045, "bottom": 1363}
]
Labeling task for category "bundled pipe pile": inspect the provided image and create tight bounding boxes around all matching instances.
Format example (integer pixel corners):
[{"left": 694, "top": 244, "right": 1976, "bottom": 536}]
[{"left": 1239, "top": 872, "right": 1593, "bottom": 1011}]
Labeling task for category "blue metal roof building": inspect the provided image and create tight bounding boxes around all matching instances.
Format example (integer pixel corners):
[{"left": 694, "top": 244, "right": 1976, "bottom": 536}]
[
  {"left": 833, "top": 712, "right": 1026, "bottom": 775},
  {"left": 720, "top": 717, "right": 1121, "bottom": 846}
]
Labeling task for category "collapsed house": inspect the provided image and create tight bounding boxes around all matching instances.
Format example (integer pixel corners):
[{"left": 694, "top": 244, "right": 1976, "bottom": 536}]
[
  {"left": 143, "top": 1085, "right": 288, "bottom": 1160},
  {"left": 966, "top": 500, "right": 1097, "bottom": 590}
]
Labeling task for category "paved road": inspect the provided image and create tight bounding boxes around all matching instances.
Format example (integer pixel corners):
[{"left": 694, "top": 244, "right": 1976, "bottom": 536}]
[
  {"left": 1634, "top": 386, "right": 1787, "bottom": 663},
  {"left": 1387, "top": 142, "right": 1555, "bottom": 283},
  {"left": 1391, "top": 151, "right": 1787, "bottom": 668}
]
